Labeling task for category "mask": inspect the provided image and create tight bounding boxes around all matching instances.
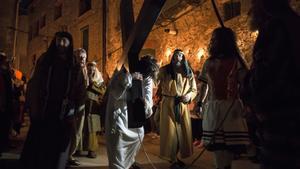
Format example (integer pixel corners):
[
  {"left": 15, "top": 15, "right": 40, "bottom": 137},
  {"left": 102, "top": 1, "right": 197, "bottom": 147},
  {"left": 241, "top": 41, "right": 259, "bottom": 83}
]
[{"left": 176, "top": 61, "right": 182, "bottom": 67}]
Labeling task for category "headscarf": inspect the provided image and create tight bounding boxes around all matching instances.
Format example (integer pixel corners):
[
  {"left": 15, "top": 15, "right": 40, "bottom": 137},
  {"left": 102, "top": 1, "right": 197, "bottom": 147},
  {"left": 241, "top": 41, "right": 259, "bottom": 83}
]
[
  {"left": 166, "top": 49, "right": 193, "bottom": 80},
  {"left": 87, "top": 61, "right": 104, "bottom": 85},
  {"left": 44, "top": 31, "right": 74, "bottom": 67}
]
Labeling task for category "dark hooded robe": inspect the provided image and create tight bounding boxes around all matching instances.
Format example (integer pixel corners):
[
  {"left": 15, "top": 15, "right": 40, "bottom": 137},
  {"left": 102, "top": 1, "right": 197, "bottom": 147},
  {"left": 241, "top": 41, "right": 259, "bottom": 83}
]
[
  {"left": 0, "top": 60, "right": 13, "bottom": 155},
  {"left": 19, "top": 32, "right": 86, "bottom": 169},
  {"left": 242, "top": 2, "right": 300, "bottom": 168}
]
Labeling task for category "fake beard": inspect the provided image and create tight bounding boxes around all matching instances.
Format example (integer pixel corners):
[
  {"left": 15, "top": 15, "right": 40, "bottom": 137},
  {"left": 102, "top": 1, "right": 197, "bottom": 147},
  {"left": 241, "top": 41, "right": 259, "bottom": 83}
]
[
  {"left": 175, "top": 61, "right": 181, "bottom": 67},
  {"left": 57, "top": 46, "right": 68, "bottom": 55}
]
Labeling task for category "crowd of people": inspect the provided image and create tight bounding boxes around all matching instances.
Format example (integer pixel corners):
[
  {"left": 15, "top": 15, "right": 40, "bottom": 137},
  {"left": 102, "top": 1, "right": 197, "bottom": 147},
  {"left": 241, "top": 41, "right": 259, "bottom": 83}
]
[
  {"left": 1, "top": 0, "right": 300, "bottom": 169},
  {"left": 0, "top": 51, "right": 27, "bottom": 156}
]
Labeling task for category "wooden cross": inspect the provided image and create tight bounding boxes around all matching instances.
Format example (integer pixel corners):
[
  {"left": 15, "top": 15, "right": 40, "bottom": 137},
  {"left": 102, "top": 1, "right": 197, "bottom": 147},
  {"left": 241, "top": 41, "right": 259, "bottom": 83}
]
[
  {"left": 120, "top": 0, "right": 166, "bottom": 73},
  {"left": 120, "top": 0, "right": 166, "bottom": 128}
]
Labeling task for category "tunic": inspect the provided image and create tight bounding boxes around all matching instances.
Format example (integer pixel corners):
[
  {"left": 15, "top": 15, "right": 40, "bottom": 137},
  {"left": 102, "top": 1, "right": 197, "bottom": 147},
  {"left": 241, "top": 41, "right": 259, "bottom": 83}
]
[
  {"left": 105, "top": 68, "right": 153, "bottom": 169},
  {"left": 157, "top": 66, "right": 197, "bottom": 161},
  {"left": 201, "top": 58, "right": 249, "bottom": 152}
]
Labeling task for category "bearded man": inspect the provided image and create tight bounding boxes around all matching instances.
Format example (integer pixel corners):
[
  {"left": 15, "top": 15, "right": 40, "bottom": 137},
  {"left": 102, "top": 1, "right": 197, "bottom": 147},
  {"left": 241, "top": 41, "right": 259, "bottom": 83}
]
[
  {"left": 20, "top": 32, "right": 86, "bottom": 169},
  {"left": 157, "top": 49, "right": 197, "bottom": 169}
]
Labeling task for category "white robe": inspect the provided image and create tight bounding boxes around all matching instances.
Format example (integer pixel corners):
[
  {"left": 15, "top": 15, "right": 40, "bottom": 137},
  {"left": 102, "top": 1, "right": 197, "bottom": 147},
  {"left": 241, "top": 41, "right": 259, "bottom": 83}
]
[{"left": 105, "top": 69, "right": 153, "bottom": 169}]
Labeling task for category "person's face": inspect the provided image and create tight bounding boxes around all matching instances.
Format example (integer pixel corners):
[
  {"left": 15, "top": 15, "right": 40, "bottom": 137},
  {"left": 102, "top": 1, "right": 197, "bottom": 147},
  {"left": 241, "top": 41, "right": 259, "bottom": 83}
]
[
  {"left": 172, "top": 51, "right": 184, "bottom": 67},
  {"left": 55, "top": 36, "right": 70, "bottom": 54},
  {"left": 77, "top": 52, "right": 87, "bottom": 67},
  {"left": 87, "top": 65, "right": 96, "bottom": 77}
]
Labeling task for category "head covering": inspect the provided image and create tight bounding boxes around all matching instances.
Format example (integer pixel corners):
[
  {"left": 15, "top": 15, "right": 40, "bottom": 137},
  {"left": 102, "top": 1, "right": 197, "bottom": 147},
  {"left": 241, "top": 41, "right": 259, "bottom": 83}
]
[
  {"left": 138, "top": 55, "right": 159, "bottom": 79},
  {"left": 87, "top": 61, "right": 97, "bottom": 67},
  {"left": 87, "top": 61, "right": 104, "bottom": 84},
  {"left": 44, "top": 31, "right": 74, "bottom": 66},
  {"left": 167, "top": 49, "right": 193, "bottom": 80}
]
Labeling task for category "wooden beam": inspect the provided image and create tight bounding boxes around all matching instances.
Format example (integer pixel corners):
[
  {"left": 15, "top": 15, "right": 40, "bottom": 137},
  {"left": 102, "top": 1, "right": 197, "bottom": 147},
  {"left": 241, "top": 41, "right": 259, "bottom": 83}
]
[
  {"left": 120, "top": 0, "right": 135, "bottom": 46},
  {"left": 122, "top": 0, "right": 166, "bottom": 73}
]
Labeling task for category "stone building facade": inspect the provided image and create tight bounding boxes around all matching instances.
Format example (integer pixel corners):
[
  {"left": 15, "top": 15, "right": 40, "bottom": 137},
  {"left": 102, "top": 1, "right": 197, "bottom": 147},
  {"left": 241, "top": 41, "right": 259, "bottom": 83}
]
[
  {"left": 26, "top": 0, "right": 103, "bottom": 76},
  {"left": 0, "top": 0, "right": 29, "bottom": 74},
  {"left": 16, "top": 15, "right": 29, "bottom": 74},
  {"left": 25, "top": 0, "right": 300, "bottom": 77},
  {"left": 105, "top": 0, "right": 300, "bottom": 76},
  {"left": 0, "top": 0, "right": 18, "bottom": 58}
]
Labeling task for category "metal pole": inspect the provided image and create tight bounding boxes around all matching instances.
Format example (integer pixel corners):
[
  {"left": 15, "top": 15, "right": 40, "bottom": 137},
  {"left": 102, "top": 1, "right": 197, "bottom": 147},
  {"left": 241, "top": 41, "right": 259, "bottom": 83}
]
[
  {"left": 13, "top": 0, "right": 20, "bottom": 69},
  {"left": 211, "top": 0, "right": 224, "bottom": 27},
  {"left": 102, "top": 0, "right": 108, "bottom": 80}
]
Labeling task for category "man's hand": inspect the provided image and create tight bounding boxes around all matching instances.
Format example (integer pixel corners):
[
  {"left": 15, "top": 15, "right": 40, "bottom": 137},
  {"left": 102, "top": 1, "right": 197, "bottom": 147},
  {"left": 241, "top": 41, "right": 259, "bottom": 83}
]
[{"left": 180, "top": 94, "right": 190, "bottom": 103}]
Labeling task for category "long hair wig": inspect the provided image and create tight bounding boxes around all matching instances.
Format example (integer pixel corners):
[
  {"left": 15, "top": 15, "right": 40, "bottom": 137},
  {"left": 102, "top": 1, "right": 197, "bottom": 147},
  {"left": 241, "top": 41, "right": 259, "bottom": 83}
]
[
  {"left": 138, "top": 55, "right": 159, "bottom": 79},
  {"left": 208, "top": 27, "right": 241, "bottom": 59},
  {"left": 208, "top": 27, "right": 248, "bottom": 68}
]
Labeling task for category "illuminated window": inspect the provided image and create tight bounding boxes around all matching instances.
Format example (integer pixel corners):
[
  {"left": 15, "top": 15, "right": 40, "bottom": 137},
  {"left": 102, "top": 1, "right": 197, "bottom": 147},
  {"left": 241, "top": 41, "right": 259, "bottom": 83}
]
[
  {"left": 81, "top": 26, "right": 89, "bottom": 57},
  {"left": 79, "top": 0, "right": 91, "bottom": 16},
  {"left": 223, "top": 0, "right": 241, "bottom": 21}
]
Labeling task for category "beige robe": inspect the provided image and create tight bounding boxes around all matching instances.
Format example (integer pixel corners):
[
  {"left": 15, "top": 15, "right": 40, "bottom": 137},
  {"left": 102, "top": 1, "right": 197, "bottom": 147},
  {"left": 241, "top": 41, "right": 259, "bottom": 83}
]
[{"left": 158, "top": 66, "right": 197, "bottom": 161}]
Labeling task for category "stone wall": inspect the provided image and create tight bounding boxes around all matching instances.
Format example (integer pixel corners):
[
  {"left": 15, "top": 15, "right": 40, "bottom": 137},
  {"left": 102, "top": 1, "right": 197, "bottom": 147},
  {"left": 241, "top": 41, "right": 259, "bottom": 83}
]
[
  {"left": 0, "top": 0, "right": 18, "bottom": 60},
  {"left": 26, "top": 0, "right": 103, "bottom": 76},
  {"left": 105, "top": 0, "right": 255, "bottom": 76},
  {"left": 105, "top": 0, "right": 300, "bottom": 76},
  {"left": 24, "top": 0, "right": 300, "bottom": 77}
]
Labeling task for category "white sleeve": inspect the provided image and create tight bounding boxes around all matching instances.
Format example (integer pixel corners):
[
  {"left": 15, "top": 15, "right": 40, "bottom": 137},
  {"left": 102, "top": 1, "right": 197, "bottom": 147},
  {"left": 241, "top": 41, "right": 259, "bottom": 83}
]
[
  {"left": 110, "top": 70, "right": 132, "bottom": 100},
  {"left": 143, "top": 77, "right": 153, "bottom": 118}
]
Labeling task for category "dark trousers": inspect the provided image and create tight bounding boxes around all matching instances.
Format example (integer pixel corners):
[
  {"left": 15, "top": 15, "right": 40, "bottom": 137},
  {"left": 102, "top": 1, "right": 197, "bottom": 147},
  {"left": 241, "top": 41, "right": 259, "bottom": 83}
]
[
  {"left": 0, "top": 113, "right": 11, "bottom": 153},
  {"left": 191, "top": 118, "right": 202, "bottom": 141}
]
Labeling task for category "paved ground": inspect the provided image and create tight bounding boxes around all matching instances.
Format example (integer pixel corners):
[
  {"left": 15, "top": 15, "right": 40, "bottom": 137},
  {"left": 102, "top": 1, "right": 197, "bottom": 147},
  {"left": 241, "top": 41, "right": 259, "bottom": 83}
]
[
  {"left": 0, "top": 116, "right": 259, "bottom": 169},
  {"left": 66, "top": 134, "right": 216, "bottom": 169}
]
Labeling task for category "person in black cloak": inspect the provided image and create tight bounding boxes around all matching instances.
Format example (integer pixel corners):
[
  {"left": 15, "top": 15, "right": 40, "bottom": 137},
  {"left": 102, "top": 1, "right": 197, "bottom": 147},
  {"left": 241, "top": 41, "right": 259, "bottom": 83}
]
[
  {"left": 19, "top": 31, "right": 86, "bottom": 169},
  {"left": 242, "top": 0, "right": 300, "bottom": 169},
  {"left": 0, "top": 51, "right": 13, "bottom": 157}
]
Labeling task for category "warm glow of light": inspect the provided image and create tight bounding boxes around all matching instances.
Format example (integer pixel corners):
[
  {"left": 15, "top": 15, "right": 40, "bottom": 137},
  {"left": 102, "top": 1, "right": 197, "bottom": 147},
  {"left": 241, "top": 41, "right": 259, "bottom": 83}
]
[
  {"left": 14, "top": 69, "right": 22, "bottom": 80},
  {"left": 252, "top": 30, "right": 259, "bottom": 38},
  {"left": 197, "top": 48, "right": 205, "bottom": 61},
  {"left": 165, "top": 48, "right": 172, "bottom": 61},
  {"left": 185, "top": 49, "right": 189, "bottom": 55},
  {"left": 159, "top": 60, "right": 163, "bottom": 67}
]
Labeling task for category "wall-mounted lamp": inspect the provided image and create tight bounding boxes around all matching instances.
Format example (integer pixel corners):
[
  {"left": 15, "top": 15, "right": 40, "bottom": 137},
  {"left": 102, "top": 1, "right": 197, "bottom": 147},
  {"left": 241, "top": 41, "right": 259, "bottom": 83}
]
[
  {"left": 159, "top": 60, "right": 163, "bottom": 67},
  {"left": 164, "top": 28, "right": 178, "bottom": 35},
  {"left": 165, "top": 48, "right": 172, "bottom": 61},
  {"left": 197, "top": 48, "right": 205, "bottom": 61}
]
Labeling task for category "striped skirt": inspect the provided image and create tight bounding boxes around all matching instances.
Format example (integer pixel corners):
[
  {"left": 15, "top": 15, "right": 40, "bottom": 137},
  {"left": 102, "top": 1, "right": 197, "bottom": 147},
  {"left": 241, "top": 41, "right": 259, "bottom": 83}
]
[{"left": 202, "top": 99, "right": 249, "bottom": 153}]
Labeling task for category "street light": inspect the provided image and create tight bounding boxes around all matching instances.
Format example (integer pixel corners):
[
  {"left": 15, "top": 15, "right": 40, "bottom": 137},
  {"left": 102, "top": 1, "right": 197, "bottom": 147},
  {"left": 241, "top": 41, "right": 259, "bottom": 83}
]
[{"left": 13, "top": 0, "right": 21, "bottom": 69}]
